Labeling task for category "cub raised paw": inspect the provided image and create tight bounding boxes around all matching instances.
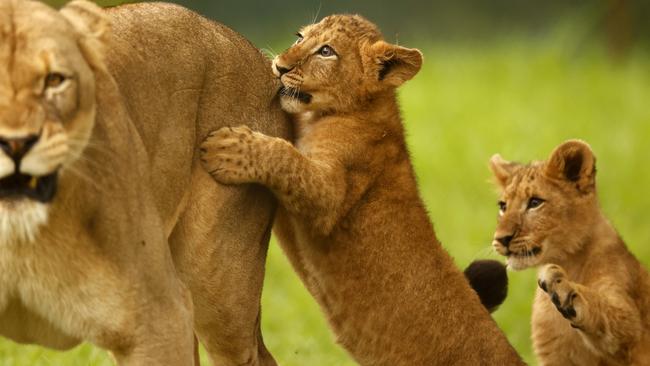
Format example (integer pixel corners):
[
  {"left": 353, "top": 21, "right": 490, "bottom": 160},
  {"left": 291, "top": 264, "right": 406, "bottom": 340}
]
[
  {"left": 538, "top": 264, "right": 582, "bottom": 325},
  {"left": 200, "top": 126, "right": 264, "bottom": 185}
]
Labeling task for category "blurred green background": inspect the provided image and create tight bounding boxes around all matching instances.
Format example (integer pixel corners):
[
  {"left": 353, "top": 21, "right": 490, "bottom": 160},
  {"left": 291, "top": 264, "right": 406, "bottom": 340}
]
[{"left": 3, "top": 0, "right": 648, "bottom": 365}]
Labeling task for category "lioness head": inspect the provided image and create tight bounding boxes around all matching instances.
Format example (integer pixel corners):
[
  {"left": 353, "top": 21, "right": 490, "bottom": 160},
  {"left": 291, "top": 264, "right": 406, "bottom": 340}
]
[
  {"left": 272, "top": 14, "right": 423, "bottom": 114},
  {"left": 0, "top": 0, "right": 107, "bottom": 243},
  {"left": 489, "top": 140, "right": 598, "bottom": 270}
]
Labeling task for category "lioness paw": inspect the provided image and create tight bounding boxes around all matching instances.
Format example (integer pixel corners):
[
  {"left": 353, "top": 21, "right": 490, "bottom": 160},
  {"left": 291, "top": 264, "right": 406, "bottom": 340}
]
[
  {"left": 538, "top": 264, "right": 582, "bottom": 325},
  {"left": 200, "top": 126, "right": 260, "bottom": 185}
]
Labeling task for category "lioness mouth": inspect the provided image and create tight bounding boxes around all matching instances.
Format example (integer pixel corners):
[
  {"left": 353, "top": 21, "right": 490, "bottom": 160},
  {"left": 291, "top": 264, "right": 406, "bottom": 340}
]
[
  {"left": 278, "top": 86, "right": 312, "bottom": 104},
  {"left": 0, "top": 172, "right": 58, "bottom": 203}
]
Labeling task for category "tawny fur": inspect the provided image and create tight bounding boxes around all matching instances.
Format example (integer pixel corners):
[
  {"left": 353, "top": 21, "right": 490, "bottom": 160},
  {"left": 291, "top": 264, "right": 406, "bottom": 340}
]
[
  {"left": 490, "top": 140, "right": 650, "bottom": 366},
  {"left": 202, "top": 14, "right": 523, "bottom": 365},
  {"left": 0, "top": 1, "right": 289, "bottom": 365}
]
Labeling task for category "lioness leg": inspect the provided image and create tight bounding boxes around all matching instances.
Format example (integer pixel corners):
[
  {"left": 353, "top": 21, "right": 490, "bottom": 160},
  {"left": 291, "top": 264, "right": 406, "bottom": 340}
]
[
  {"left": 170, "top": 166, "right": 277, "bottom": 366},
  {"left": 110, "top": 274, "right": 196, "bottom": 365}
]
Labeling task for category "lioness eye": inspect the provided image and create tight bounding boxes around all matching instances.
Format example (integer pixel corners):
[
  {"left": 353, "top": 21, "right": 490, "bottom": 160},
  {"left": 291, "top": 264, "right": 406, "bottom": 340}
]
[
  {"left": 45, "top": 72, "right": 67, "bottom": 89},
  {"left": 527, "top": 197, "right": 545, "bottom": 209},
  {"left": 498, "top": 201, "right": 507, "bottom": 212},
  {"left": 318, "top": 45, "right": 335, "bottom": 57}
]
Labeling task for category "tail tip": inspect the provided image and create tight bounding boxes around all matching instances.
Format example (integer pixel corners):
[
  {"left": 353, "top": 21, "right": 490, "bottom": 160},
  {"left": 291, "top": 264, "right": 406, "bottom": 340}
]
[{"left": 464, "top": 259, "right": 508, "bottom": 313}]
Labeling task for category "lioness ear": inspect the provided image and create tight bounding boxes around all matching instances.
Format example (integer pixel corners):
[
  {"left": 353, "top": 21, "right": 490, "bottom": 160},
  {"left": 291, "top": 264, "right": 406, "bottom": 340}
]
[
  {"left": 60, "top": 0, "right": 110, "bottom": 71},
  {"left": 544, "top": 139, "right": 596, "bottom": 192},
  {"left": 363, "top": 41, "right": 423, "bottom": 88},
  {"left": 489, "top": 154, "right": 519, "bottom": 189}
]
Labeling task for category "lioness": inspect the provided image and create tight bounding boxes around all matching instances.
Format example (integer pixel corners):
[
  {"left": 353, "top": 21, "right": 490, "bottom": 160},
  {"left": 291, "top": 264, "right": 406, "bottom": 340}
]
[
  {"left": 201, "top": 14, "right": 523, "bottom": 365},
  {"left": 490, "top": 140, "right": 650, "bottom": 365},
  {"left": 0, "top": 1, "right": 288, "bottom": 365}
]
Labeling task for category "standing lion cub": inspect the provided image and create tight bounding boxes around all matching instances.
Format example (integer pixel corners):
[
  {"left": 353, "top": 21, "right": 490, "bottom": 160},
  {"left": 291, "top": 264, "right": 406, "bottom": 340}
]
[
  {"left": 490, "top": 140, "right": 650, "bottom": 365},
  {"left": 202, "top": 14, "right": 523, "bottom": 365}
]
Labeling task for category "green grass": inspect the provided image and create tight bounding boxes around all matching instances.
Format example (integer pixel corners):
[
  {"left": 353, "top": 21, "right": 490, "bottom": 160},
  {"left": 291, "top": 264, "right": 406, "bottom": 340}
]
[
  {"left": 1, "top": 36, "right": 648, "bottom": 365},
  {"left": 400, "top": 40, "right": 649, "bottom": 365}
]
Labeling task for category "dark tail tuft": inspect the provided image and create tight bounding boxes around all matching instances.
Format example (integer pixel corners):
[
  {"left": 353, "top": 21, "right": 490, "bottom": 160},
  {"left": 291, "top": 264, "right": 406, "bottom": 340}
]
[{"left": 464, "top": 260, "right": 508, "bottom": 313}]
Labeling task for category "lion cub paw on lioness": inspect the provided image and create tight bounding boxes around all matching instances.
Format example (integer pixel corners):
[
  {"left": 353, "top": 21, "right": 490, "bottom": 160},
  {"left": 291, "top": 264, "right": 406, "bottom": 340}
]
[
  {"left": 491, "top": 139, "right": 650, "bottom": 365},
  {"left": 201, "top": 125, "right": 282, "bottom": 185}
]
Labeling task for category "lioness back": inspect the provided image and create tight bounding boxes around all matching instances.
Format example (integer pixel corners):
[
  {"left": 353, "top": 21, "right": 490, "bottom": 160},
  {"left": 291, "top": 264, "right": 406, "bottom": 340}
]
[
  {"left": 103, "top": 2, "right": 288, "bottom": 222},
  {"left": 490, "top": 140, "right": 650, "bottom": 365},
  {"left": 201, "top": 14, "right": 523, "bottom": 365}
]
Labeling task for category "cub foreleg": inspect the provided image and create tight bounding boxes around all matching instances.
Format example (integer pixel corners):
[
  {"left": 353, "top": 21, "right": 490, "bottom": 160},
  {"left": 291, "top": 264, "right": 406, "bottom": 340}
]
[
  {"left": 200, "top": 126, "right": 345, "bottom": 235},
  {"left": 538, "top": 264, "right": 642, "bottom": 363}
]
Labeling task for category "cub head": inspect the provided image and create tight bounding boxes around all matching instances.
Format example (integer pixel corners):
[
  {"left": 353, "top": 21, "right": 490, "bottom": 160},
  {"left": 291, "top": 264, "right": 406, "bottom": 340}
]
[
  {"left": 0, "top": 0, "right": 108, "bottom": 244},
  {"left": 272, "top": 14, "right": 423, "bottom": 114},
  {"left": 489, "top": 140, "right": 599, "bottom": 270}
]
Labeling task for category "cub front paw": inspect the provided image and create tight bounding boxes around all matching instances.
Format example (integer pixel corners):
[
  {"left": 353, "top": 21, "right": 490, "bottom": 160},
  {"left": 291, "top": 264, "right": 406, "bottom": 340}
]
[
  {"left": 538, "top": 264, "right": 582, "bottom": 325},
  {"left": 200, "top": 126, "right": 260, "bottom": 185}
]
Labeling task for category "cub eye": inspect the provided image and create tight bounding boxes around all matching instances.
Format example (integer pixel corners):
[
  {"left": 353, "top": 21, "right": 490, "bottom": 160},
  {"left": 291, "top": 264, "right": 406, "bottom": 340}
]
[
  {"left": 45, "top": 72, "right": 67, "bottom": 89},
  {"left": 294, "top": 33, "right": 303, "bottom": 45},
  {"left": 498, "top": 201, "right": 507, "bottom": 213},
  {"left": 317, "top": 45, "right": 335, "bottom": 57},
  {"left": 527, "top": 197, "right": 545, "bottom": 210}
]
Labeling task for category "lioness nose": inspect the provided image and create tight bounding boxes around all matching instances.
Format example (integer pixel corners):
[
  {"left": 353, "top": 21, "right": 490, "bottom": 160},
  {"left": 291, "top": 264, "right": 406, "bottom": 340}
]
[
  {"left": 0, "top": 135, "right": 39, "bottom": 161},
  {"left": 496, "top": 235, "right": 514, "bottom": 248}
]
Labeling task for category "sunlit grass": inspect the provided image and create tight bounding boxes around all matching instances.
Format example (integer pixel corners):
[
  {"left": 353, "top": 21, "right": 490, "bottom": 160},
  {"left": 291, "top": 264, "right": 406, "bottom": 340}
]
[{"left": 1, "top": 36, "right": 648, "bottom": 365}]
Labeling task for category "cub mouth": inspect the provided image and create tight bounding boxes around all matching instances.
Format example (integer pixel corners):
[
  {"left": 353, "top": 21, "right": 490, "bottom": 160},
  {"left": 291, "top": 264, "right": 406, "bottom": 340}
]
[
  {"left": 507, "top": 246, "right": 542, "bottom": 258},
  {"left": 278, "top": 86, "right": 312, "bottom": 104},
  {"left": 0, "top": 172, "right": 58, "bottom": 203}
]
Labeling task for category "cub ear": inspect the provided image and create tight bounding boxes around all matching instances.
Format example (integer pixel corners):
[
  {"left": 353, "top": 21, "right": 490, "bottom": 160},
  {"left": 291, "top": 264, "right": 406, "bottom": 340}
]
[
  {"left": 60, "top": 0, "right": 110, "bottom": 71},
  {"left": 544, "top": 139, "right": 596, "bottom": 192},
  {"left": 363, "top": 41, "right": 423, "bottom": 88},
  {"left": 489, "top": 154, "right": 519, "bottom": 189}
]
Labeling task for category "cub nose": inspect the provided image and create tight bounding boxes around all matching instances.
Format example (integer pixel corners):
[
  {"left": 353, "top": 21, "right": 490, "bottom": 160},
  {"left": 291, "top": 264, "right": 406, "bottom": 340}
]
[
  {"left": 496, "top": 235, "right": 514, "bottom": 248},
  {"left": 0, "top": 135, "right": 39, "bottom": 161},
  {"left": 275, "top": 64, "right": 293, "bottom": 76}
]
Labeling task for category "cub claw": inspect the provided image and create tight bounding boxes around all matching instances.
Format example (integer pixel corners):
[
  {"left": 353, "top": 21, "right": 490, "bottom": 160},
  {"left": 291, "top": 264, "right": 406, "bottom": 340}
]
[
  {"left": 200, "top": 126, "right": 259, "bottom": 185},
  {"left": 538, "top": 264, "right": 581, "bottom": 323}
]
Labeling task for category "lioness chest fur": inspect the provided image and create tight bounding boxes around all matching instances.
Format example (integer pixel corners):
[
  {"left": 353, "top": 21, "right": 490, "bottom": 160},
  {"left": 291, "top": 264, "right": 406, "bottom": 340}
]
[
  {"left": 202, "top": 14, "right": 523, "bottom": 365},
  {"left": 490, "top": 140, "right": 650, "bottom": 365}
]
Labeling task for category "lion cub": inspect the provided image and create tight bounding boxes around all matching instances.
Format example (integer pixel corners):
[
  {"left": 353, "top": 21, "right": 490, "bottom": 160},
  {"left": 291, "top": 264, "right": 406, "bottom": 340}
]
[
  {"left": 490, "top": 140, "right": 650, "bottom": 365},
  {"left": 201, "top": 14, "right": 522, "bottom": 365}
]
